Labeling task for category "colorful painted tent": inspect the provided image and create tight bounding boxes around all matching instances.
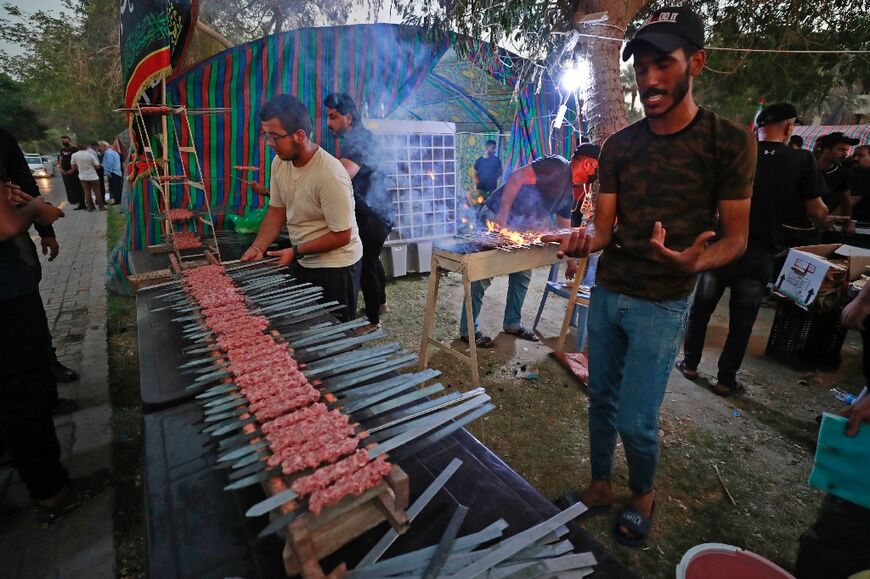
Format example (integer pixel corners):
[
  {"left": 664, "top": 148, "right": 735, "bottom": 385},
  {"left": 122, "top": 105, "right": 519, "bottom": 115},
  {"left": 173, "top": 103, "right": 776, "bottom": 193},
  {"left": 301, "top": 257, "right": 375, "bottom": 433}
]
[{"left": 109, "top": 24, "right": 580, "bottom": 294}]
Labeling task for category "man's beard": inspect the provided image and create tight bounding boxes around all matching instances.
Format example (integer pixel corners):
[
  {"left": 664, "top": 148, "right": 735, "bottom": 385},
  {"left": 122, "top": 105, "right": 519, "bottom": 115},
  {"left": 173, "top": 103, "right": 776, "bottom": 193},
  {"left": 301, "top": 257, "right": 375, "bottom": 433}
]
[{"left": 643, "top": 65, "right": 691, "bottom": 119}]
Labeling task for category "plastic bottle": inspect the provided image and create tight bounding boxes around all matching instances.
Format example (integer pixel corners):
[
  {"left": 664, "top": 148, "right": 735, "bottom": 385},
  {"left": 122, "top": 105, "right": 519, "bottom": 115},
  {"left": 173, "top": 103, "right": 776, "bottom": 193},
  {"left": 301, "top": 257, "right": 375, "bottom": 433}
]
[
  {"left": 361, "top": 101, "right": 369, "bottom": 119},
  {"left": 831, "top": 388, "right": 857, "bottom": 404}
]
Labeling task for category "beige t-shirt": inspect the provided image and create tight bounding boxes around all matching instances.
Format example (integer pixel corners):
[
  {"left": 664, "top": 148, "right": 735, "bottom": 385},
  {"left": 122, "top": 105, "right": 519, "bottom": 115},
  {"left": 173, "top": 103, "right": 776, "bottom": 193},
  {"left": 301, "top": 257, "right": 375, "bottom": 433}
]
[
  {"left": 269, "top": 147, "right": 362, "bottom": 268},
  {"left": 71, "top": 149, "right": 100, "bottom": 181}
]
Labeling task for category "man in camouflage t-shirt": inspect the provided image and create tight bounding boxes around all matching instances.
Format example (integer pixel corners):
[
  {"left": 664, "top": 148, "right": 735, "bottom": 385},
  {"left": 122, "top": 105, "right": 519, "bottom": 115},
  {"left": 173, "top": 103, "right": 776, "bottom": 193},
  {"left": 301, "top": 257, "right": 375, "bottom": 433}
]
[{"left": 544, "top": 7, "right": 755, "bottom": 546}]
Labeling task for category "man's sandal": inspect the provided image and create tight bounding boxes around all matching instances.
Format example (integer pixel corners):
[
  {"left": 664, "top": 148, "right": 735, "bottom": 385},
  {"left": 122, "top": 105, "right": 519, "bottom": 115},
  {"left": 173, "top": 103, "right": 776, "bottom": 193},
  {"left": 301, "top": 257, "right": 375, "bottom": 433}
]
[
  {"left": 614, "top": 501, "right": 656, "bottom": 548},
  {"left": 712, "top": 383, "right": 745, "bottom": 397},
  {"left": 675, "top": 361, "right": 699, "bottom": 380},
  {"left": 505, "top": 326, "right": 539, "bottom": 342},
  {"left": 460, "top": 331, "right": 495, "bottom": 349}
]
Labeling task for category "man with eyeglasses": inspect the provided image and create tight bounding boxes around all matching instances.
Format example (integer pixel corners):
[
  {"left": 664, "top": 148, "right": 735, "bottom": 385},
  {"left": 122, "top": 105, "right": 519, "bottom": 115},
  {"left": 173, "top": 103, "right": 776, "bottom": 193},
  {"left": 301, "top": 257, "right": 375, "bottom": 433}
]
[{"left": 241, "top": 94, "right": 363, "bottom": 322}]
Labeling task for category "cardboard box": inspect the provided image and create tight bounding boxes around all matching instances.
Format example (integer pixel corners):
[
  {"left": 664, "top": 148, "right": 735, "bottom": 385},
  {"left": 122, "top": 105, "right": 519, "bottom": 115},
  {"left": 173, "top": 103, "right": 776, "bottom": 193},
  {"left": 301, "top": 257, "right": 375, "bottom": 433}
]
[{"left": 773, "top": 244, "right": 870, "bottom": 309}]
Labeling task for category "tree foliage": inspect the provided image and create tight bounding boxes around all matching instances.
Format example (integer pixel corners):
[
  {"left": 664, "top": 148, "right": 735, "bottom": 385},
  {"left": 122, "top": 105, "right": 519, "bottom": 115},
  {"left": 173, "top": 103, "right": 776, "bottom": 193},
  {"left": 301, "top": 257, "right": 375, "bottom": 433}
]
[
  {"left": 199, "top": 0, "right": 378, "bottom": 45},
  {"left": 395, "top": 0, "right": 869, "bottom": 123},
  {"left": 0, "top": 0, "right": 124, "bottom": 145},
  {"left": 0, "top": 73, "right": 47, "bottom": 143}
]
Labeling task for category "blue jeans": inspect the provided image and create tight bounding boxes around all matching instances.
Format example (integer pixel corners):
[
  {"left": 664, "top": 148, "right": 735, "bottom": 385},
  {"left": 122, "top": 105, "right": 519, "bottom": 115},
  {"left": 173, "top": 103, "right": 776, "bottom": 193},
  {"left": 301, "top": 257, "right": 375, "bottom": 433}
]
[
  {"left": 587, "top": 285, "right": 690, "bottom": 494},
  {"left": 459, "top": 270, "right": 532, "bottom": 336}
]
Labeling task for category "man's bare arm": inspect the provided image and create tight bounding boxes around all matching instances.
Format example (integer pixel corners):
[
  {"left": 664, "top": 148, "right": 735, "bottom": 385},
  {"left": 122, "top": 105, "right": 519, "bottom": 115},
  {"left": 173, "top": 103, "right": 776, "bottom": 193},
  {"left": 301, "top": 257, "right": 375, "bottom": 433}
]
[
  {"left": 540, "top": 192, "right": 617, "bottom": 258},
  {"left": 0, "top": 182, "right": 64, "bottom": 240},
  {"left": 650, "top": 198, "right": 750, "bottom": 273},
  {"left": 338, "top": 158, "right": 360, "bottom": 179},
  {"left": 266, "top": 229, "right": 352, "bottom": 267},
  {"left": 240, "top": 205, "right": 286, "bottom": 261}
]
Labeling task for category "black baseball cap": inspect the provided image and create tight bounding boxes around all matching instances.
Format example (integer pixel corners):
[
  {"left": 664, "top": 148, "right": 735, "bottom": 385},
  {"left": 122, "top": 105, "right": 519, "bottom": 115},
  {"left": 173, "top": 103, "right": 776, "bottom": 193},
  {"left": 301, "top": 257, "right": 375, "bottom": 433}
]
[
  {"left": 816, "top": 131, "right": 860, "bottom": 148},
  {"left": 622, "top": 7, "right": 705, "bottom": 62},
  {"left": 573, "top": 143, "right": 601, "bottom": 160},
  {"left": 755, "top": 102, "right": 801, "bottom": 128}
]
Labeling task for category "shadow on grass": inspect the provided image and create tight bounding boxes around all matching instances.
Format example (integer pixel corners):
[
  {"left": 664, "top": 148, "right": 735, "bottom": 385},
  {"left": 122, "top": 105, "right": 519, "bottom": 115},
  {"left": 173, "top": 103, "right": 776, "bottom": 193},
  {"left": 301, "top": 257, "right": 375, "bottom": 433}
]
[{"left": 106, "top": 206, "right": 145, "bottom": 578}]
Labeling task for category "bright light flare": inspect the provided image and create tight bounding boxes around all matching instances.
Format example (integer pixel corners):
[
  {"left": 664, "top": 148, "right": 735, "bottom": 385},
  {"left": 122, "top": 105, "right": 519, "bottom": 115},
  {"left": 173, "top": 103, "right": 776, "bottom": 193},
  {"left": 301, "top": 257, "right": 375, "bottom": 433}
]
[{"left": 561, "top": 59, "right": 591, "bottom": 92}]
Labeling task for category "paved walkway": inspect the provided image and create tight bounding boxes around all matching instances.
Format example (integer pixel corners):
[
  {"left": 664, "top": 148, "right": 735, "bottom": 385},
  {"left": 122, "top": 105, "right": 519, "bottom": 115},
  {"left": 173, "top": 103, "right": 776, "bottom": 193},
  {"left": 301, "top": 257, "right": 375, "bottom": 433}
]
[{"left": 0, "top": 176, "right": 114, "bottom": 578}]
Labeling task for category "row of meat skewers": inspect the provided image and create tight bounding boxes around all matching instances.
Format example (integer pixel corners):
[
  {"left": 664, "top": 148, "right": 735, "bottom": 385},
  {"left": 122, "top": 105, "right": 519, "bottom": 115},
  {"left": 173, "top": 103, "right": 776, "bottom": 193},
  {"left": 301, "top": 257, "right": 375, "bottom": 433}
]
[{"left": 154, "top": 259, "right": 493, "bottom": 537}]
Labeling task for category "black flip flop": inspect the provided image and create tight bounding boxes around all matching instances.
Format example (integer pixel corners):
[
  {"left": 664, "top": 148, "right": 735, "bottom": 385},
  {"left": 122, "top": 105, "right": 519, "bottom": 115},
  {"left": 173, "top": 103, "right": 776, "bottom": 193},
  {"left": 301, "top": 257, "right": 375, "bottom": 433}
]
[
  {"left": 712, "top": 383, "right": 745, "bottom": 397},
  {"left": 459, "top": 331, "right": 495, "bottom": 349},
  {"left": 614, "top": 501, "right": 656, "bottom": 548},
  {"left": 505, "top": 326, "right": 540, "bottom": 342},
  {"left": 675, "top": 360, "right": 699, "bottom": 381}
]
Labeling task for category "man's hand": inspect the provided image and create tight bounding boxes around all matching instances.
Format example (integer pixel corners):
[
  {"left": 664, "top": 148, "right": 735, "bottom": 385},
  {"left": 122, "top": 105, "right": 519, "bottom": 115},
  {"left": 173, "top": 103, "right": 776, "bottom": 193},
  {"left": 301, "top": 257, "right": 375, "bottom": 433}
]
[
  {"left": 565, "top": 259, "right": 578, "bottom": 280},
  {"left": 266, "top": 247, "right": 295, "bottom": 266},
  {"left": 843, "top": 219, "right": 856, "bottom": 237},
  {"left": 541, "top": 227, "right": 594, "bottom": 259},
  {"left": 249, "top": 181, "right": 270, "bottom": 197},
  {"left": 649, "top": 221, "right": 717, "bottom": 273},
  {"left": 240, "top": 246, "right": 265, "bottom": 262},
  {"left": 6, "top": 183, "right": 33, "bottom": 205},
  {"left": 32, "top": 198, "right": 65, "bottom": 226},
  {"left": 841, "top": 293, "right": 870, "bottom": 330},
  {"left": 838, "top": 396, "right": 870, "bottom": 437},
  {"left": 41, "top": 237, "right": 60, "bottom": 261}
]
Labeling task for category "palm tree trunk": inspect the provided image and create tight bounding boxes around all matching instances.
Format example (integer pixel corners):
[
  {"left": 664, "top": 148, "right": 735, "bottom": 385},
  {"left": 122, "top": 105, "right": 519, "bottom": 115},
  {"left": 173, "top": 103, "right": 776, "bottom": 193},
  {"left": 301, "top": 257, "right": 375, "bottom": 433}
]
[{"left": 571, "top": 0, "right": 648, "bottom": 142}]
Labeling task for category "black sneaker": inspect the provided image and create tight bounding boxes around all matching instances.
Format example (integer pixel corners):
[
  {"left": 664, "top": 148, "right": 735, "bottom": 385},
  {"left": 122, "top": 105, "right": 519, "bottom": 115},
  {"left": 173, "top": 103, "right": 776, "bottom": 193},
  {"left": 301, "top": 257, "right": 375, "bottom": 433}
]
[
  {"left": 52, "top": 361, "right": 79, "bottom": 383},
  {"left": 33, "top": 468, "right": 112, "bottom": 527}
]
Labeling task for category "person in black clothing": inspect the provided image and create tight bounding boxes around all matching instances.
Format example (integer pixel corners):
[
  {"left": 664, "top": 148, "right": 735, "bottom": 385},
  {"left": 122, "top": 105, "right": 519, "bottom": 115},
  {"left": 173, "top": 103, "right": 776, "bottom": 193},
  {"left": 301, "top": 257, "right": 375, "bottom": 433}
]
[
  {"left": 817, "top": 131, "right": 860, "bottom": 239},
  {"left": 473, "top": 139, "right": 502, "bottom": 200},
  {"left": 0, "top": 171, "right": 109, "bottom": 526},
  {"left": 0, "top": 128, "right": 81, "bottom": 393},
  {"left": 677, "top": 103, "right": 833, "bottom": 396},
  {"left": 847, "top": 145, "right": 870, "bottom": 222},
  {"left": 324, "top": 93, "right": 393, "bottom": 334},
  {"left": 57, "top": 136, "right": 86, "bottom": 210},
  {"left": 788, "top": 134, "right": 804, "bottom": 150},
  {"left": 794, "top": 278, "right": 870, "bottom": 579}
]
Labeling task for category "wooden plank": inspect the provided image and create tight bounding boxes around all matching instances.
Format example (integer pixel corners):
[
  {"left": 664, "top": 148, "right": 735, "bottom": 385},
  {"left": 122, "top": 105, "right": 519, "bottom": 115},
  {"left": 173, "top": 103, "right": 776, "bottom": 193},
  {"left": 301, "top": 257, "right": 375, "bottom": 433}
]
[
  {"left": 278, "top": 464, "right": 409, "bottom": 578},
  {"left": 129, "top": 269, "right": 174, "bottom": 292},
  {"left": 418, "top": 257, "right": 441, "bottom": 372},
  {"left": 146, "top": 243, "right": 175, "bottom": 255},
  {"left": 426, "top": 338, "right": 471, "bottom": 364},
  {"left": 556, "top": 257, "right": 587, "bottom": 353}
]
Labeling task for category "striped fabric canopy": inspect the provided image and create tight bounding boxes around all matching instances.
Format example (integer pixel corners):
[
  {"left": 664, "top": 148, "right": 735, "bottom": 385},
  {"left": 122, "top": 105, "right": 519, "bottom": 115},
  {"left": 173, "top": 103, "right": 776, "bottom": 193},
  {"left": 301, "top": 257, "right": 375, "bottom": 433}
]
[{"left": 109, "top": 24, "right": 577, "bottom": 294}]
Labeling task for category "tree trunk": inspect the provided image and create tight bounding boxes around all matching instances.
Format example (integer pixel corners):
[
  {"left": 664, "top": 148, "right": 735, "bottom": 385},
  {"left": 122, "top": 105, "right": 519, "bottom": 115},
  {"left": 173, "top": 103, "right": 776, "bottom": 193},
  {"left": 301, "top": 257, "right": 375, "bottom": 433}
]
[{"left": 572, "top": 0, "right": 647, "bottom": 143}]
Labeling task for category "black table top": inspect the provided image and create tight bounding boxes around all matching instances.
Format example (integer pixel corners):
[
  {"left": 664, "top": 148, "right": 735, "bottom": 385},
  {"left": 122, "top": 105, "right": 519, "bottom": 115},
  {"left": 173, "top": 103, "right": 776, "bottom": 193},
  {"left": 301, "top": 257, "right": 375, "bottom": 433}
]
[{"left": 137, "top": 264, "right": 635, "bottom": 578}]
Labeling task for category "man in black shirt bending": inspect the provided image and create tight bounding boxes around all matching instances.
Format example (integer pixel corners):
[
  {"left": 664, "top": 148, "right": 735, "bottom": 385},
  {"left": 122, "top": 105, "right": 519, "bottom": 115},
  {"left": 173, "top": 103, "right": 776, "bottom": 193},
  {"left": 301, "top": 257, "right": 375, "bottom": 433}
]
[
  {"left": 325, "top": 93, "right": 393, "bottom": 334},
  {"left": 677, "top": 103, "right": 832, "bottom": 396}
]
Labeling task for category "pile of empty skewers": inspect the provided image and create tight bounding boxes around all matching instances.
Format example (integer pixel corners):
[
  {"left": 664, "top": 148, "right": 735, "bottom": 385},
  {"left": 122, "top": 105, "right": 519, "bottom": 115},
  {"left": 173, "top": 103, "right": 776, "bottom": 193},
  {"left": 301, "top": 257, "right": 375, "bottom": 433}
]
[{"left": 151, "top": 259, "right": 494, "bottom": 547}]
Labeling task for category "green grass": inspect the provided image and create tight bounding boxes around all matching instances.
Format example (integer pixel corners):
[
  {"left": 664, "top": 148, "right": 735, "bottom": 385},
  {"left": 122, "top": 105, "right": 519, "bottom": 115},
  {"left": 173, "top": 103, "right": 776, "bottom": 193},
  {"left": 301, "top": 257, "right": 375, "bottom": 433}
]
[
  {"left": 106, "top": 207, "right": 145, "bottom": 578},
  {"left": 379, "top": 274, "right": 820, "bottom": 578}
]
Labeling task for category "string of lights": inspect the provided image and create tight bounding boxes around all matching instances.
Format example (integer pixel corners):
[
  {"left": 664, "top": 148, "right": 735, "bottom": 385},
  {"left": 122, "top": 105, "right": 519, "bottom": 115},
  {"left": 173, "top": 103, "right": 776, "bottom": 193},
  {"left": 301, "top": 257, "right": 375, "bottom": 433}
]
[{"left": 572, "top": 32, "right": 870, "bottom": 55}]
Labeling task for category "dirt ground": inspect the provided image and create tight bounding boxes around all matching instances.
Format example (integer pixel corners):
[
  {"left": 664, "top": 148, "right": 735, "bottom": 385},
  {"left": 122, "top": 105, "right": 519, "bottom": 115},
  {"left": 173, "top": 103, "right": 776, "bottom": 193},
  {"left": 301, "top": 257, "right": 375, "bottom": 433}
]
[{"left": 377, "top": 264, "right": 864, "bottom": 579}]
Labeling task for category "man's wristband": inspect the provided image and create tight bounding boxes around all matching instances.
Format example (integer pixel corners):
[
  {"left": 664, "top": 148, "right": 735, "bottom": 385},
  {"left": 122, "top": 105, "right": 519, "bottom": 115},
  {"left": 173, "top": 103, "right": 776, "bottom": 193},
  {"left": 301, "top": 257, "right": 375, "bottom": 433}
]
[
  {"left": 250, "top": 246, "right": 263, "bottom": 257},
  {"left": 291, "top": 244, "right": 302, "bottom": 262}
]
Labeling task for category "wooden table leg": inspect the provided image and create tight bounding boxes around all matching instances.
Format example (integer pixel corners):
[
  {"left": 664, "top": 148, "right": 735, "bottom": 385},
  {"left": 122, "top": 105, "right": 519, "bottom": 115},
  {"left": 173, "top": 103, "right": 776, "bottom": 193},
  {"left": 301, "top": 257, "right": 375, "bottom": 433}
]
[
  {"left": 418, "top": 255, "right": 441, "bottom": 371},
  {"left": 556, "top": 257, "right": 587, "bottom": 353},
  {"left": 463, "top": 274, "right": 480, "bottom": 385}
]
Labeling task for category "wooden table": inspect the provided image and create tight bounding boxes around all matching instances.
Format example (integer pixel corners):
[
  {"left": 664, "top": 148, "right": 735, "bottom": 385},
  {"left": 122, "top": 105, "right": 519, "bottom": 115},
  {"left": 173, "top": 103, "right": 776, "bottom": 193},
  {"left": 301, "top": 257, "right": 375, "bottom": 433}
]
[{"left": 418, "top": 243, "right": 563, "bottom": 385}]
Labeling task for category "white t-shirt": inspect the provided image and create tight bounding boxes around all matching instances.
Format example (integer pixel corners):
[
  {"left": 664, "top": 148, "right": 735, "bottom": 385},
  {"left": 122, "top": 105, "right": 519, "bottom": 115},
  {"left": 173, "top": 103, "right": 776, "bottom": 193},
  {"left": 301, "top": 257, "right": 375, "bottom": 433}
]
[
  {"left": 269, "top": 147, "right": 362, "bottom": 268},
  {"left": 71, "top": 149, "right": 100, "bottom": 181}
]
